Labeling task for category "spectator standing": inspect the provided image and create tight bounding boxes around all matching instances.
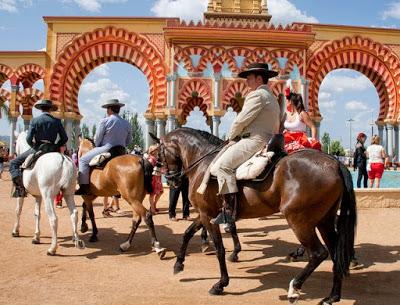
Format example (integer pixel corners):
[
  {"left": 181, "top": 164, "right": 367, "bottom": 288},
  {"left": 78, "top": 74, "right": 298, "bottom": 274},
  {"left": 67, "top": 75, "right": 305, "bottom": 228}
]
[
  {"left": 366, "top": 135, "right": 386, "bottom": 188},
  {"left": 168, "top": 175, "right": 190, "bottom": 221},
  {"left": 353, "top": 133, "right": 368, "bottom": 188}
]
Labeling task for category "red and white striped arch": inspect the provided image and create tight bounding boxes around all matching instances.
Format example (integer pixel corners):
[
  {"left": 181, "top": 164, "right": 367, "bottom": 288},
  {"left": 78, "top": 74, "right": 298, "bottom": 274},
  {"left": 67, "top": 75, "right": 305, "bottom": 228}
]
[
  {"left": 49, "top": 26, "right": 167, "bottom": 114},
  {"left": 270, "top": 80, "right": 287, "bottom": 98},
  {"left": 196, "top": 47, "right": 237, "bottom": 73},
  {"left": 222, "top": 80, "right": 250, "bottom": 112},
  {"left": 17, "top": 88, "right": 44, "bottom": 115},
  {"left": 0, "top": 64, "right": 13, "bottom": 87},
  {"left": 178, "top": 78, "right": 212, "bottom": 121},
  {"left": 15, "top": 64, "right": 45, "bottom": 88},
  {"left": 307, "top": 36, "right": 400, "bottom": 122}
]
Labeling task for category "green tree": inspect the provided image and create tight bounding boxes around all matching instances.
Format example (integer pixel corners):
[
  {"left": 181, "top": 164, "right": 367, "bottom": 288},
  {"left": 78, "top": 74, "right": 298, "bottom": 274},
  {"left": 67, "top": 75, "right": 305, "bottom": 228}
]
[
  {"left": 321, "top": 132, "right": 330, "bottom": 153},
  {"left": 121, "top": 111, "right": 144, "bottom": 151},
  {"left": 91, "top": 124, "right": 97, "bottom": 138},
  {"left": 330, "top": 140, "right": 345, "bottom": 156},
  {"left": 81, "top": 123, "right": 90, "bottom": 139},
  {"left": 0, "top": 103, "right": 10, "bottom": 122}
]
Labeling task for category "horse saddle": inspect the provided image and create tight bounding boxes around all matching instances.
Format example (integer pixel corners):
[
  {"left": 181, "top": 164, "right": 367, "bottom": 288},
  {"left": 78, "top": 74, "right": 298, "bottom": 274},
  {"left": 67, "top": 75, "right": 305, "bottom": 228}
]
[
  {"left": 215, "top": 134, "right": 286, "bottom": 182},
  {"left": 89, "top": 145, "right": 126, "bottom": 169},
  {"left": 21, "top": 143, "right": 60, "bottom": 170}
]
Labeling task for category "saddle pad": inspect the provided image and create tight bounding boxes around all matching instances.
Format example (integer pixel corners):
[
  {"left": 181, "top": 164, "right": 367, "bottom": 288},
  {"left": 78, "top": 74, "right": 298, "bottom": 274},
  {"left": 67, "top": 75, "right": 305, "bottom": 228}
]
[
  {"left": 236, "top": 151, "right": 275, "bottom": 180},
  {"left": 89, "top": 153, "right": 111, "bottom": 167}
]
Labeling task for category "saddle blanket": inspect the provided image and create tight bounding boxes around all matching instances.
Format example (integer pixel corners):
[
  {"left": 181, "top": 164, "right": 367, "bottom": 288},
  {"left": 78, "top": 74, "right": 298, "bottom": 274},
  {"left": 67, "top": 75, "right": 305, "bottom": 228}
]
[
  {"left": 236, "top": 150, "right": 274, "bottom": 180},
  {"left": 89, "top": 153, "right": 111, "bottom": 167}
]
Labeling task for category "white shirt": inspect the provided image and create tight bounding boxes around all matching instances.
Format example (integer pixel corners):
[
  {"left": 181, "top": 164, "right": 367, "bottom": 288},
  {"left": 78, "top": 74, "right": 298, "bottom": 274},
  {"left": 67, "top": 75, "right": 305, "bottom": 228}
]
[
  {"left": 366, "top": 144, "right": 385, "bottom": 163},
  {"left": 284, "top": 112, "right": 307, "bottom": 133}
]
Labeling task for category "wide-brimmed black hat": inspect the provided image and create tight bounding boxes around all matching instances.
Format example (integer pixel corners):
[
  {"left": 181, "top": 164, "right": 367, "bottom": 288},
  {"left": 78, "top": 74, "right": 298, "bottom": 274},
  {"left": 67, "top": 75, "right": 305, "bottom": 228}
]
[
  {"left": 34, "top": 99, "right": 58, "bottom": 111},
  {"left": 238, "top": 63, "right": 279, "bottom": 79},
  {"left": 101, "top": 99, "right": 125, "bottom": 108}
]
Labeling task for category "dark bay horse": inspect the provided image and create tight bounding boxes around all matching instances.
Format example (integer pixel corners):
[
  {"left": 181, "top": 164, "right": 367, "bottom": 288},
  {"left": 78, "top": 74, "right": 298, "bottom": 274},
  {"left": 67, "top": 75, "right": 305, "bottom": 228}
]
[
  {"left": 78, "top": 139, "right": 166, "bottom": 258},
  {"left": 157, "top": 128, "right": 356, "bottom": 305}
]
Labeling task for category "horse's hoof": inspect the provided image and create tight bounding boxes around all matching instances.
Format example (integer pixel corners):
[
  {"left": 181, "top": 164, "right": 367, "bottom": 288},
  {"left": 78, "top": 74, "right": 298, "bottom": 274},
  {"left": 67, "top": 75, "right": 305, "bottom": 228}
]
[
  {"left": 119, "top": 241, "right": 131, "bottom": 252},
  {"left": 318, "top": 295, "right": 339, "bottom": 305},
  {"left": 227, "top": 253, "right": 238, "bottom": 262},
  {"left": 157, "top": 248, "right": 166, "bottom": 259},
  {"left": 287, "top": 279, "right": 300, "bottom": 304},
  {"left": 32, "top": 238, "right": 40, "bottom": 244},
  {"left": 173, "top": 262, "right": 184, "bottom": 274},
  {"left": 208, "top": 286, "right": 224, "bottom": 296},
  {"left": 201, "top": 243, "right": 210, "bottom": 253},
  {"left": 288, "top": 297, "right": 299, "bottom": 304},
  {"left": 89, "top": 235, "right": 98, "bottom": 243},
  {"left": 11, "top": 231, "right": 19, "bottom": 237},
  {"left": 47, "top": 250, "right": 56, "bottom": 256},
  {"left": 80, "top": 223, "right": 88, "bottom": 233},
  {"left": 75, "top": 240, "right": 85, "bottom": 249},
  {"left": 286, "top": 255, "right": 296, "bottom": 263}
]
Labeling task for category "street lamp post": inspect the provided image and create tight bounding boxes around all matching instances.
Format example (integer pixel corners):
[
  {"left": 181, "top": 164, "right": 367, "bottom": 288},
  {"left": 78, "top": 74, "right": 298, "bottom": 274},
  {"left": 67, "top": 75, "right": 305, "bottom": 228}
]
[
  {"left": 347, "top": 118, "right": 354, "bottom": 155},
  {"left": 370, "top": 122, "right": 374, "bottom": 138}
]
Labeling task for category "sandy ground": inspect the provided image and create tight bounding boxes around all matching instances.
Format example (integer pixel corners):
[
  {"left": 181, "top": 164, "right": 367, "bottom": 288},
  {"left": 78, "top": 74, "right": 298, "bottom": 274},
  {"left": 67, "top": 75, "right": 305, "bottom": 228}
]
[{"left": 0, "top": 173, "right": 399, "bottom": 305}]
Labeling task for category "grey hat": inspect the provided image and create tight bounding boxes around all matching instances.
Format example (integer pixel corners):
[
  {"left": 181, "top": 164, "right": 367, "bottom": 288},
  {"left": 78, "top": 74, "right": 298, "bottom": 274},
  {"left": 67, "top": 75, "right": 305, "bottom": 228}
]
[
  {"left": 34, "top": 99, "right": 58, "bottom": 111},
  {"left": 101, "top": 99, "right": 125, "bottom": 108},
  {"left": 238, "top": 62, "right": 279, "bottom": 79}
]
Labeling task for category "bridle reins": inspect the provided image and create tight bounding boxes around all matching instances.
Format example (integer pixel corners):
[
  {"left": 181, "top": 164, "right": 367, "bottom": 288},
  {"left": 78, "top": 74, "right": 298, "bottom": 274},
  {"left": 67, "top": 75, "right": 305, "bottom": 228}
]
[{"left": 159, "top": 138, "right": 228, "bottom": 180}]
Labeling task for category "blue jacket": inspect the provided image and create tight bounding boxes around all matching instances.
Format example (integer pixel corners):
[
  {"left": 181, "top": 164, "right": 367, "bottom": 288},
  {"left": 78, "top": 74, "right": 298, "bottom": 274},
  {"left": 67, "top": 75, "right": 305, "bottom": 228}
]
[
  {"left": 94, "top": 114, "right": 132, "bottom": 148},
  {"left": 26, "top": 113, "right": 68, "bottom": 150}
]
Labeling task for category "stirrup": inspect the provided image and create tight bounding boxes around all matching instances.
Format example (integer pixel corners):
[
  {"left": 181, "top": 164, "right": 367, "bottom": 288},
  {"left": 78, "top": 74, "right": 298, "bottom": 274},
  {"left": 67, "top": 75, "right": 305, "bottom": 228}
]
[{"left": 210, "top": 209, "right": 235, "bottom": 225}]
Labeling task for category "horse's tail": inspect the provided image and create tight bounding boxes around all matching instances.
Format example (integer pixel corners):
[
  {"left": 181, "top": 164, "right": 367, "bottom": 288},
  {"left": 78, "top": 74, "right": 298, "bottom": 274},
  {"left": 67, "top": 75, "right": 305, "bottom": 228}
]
[{"left": 335, "top": 161, "right": 357, "bottom": 277}]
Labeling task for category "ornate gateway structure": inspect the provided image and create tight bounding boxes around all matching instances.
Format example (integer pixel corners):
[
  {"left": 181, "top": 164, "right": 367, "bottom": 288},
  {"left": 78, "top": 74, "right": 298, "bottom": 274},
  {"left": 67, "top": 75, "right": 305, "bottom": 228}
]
[{"left": 1, "top": 0, "right": 400, "bottom": 156}]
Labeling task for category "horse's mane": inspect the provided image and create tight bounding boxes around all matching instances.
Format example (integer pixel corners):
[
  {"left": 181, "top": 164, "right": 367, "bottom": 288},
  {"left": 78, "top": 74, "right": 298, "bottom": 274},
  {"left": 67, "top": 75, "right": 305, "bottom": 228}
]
[{"left": 179, "top": 127, "right": 223, "bottom": 146}]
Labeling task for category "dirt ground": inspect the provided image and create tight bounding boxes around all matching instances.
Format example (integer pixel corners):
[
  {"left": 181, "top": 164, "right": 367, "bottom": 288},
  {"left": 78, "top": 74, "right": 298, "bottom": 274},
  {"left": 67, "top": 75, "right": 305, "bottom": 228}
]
[{"left": 0, "top": 174, "right": 399, "bottom": 305}]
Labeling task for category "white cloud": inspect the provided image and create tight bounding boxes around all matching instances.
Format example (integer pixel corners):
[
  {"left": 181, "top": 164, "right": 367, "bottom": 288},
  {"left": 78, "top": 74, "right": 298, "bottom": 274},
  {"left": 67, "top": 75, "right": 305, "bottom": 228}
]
[
  {"left": 269, "top": 0, "right": 318, "bottom": 25},
  {"left": 320, "top": 100, "right": 337, "bottom": 109},
  {"left": 80, "top": 78, "right": 131, "bottom": 103},
  {"left": 62, "top": 0, "right": 127, "bottom": 13},
  {"left": 92, "top": 64, "right": 110, "bottom": 77},
  {"left": 345, "top": 100, "right": 368, "bottom": 111},
  {"left": 151, "top": 0, "right": 207, "bottom": 21},
  {"left": 0, "top": 0, "right": 18, "bottom": 12},
  {"left": 382, "top": 2, "right": 400, "bottom": 20},
  {"left": 321, "top": 74, "right": 371, "bottom": 93}
]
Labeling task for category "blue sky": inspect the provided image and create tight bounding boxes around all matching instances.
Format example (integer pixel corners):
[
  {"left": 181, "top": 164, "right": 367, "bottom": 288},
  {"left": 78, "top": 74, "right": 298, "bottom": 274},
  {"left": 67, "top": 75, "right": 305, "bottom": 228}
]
[{"left": 1, "top": 0, "right": 400, "bottom": 149}]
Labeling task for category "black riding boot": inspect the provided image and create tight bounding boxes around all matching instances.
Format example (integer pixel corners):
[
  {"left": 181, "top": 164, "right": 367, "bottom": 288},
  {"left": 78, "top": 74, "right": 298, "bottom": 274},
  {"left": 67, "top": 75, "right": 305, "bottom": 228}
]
[
  {"left": 12, "top": 176, "right": 27, "bottom": 198},
  {"left": 210, "top": 193, "right": 238, "bottom": 225},
  {"left": 75, "top": 184, "right": 91, "bottom": 195}
]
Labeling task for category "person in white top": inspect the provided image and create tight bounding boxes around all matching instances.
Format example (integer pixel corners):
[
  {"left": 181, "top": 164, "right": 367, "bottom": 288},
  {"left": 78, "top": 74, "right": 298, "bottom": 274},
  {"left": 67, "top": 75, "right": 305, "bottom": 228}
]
[
  {"left": 365, "top": 135, "right": 386, "bottom": 188},
  {"left": 283, "top": 91, "right": 321, "bottom": 153}
]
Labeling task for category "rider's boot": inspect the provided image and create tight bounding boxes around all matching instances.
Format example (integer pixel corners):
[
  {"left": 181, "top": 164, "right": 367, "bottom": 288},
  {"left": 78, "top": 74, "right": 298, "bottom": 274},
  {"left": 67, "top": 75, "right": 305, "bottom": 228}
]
[
  {"left": 75, "top": 184, "right": 91, "bottom": 196},
  {"left": 210, "top": 193, "right": 238, "bottom": 225},
  {"left": 12, "top": 175, "right": 27, "bottom": 198}
]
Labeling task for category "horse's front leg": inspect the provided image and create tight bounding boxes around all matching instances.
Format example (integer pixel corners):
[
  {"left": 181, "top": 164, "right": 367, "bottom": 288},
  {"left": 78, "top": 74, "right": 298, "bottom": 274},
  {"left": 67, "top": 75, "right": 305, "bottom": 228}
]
[
  {"left": 174, "top": 217, "right": 204, "bottom": 274},
  {"left": 12, "top": 197, "right": 24, "bottom": 237},
  {"left": 32, "top": 196, "right": 42, "bottom": 244},
  {"left": 64, "top": 194, "right": 85, "bottom": 250},
  {"left": 43, "top": 195, "right": 58, "bottom": 256},
  {"left": 202, "top": 214, "right": 229, "bottom": 295},
  {"left": 144, "top": 210, "right": 166, "bottom": 259},
  {"left": 227, "top": 223, "right": 241, "bottom": 263}
]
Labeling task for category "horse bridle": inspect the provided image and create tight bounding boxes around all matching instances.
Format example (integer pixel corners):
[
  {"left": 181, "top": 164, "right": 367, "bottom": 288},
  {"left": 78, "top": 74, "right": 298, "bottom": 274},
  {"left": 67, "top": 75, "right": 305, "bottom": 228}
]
[{"left": 159, "top": 138, "right": 228, "bottom": 181}]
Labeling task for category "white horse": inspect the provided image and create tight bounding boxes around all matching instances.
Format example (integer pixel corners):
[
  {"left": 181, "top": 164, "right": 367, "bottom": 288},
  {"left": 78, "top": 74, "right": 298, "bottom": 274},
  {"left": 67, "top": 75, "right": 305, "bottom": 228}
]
[{"left": 12, "top": 131, "right": 85, "bottom": 255}]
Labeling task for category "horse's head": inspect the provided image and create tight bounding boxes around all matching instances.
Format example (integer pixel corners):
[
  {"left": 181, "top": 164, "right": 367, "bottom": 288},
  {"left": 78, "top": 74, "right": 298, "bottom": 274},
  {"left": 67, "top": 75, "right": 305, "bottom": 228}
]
[
  {"left": 79, "top": 138, "right": 95, "bottom": 157},
  {"left": 157, "top": 136, "right": 183, "bottom": 188},
  {"left": 15, "top": 131, "right": 30, "bottom": 155}
]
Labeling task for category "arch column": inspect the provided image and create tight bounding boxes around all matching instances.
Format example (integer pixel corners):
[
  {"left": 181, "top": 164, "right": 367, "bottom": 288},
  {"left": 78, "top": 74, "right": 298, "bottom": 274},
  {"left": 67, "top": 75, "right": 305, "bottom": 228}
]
[
  {"left": 22, "top": 115, "right": 32, "bottom": 131},
  {"left": 144, "top": 118, "right": 155, "bottom": 150},
  {"left": 378, "top": 125, "right": 384, "bottom": 147},
  {"left": 167, "top": 73, "right": 178, "bottom": 108},
  {"left": 213, "top": 73, "right": 222, "bottom": 109},
  {"left": 394, "top": 125, "right": 399, "bottom": 162},
  {"left": 386, "top": 123, "right": 395, "bottom": 159},
  {"left": 155, "top": 118, "right": 166, "bottom": 138},
  {"left": 167, "top": 114, "right": 178, "bottom": 133},
  {"left": 9, "top": 117, "right": 17, "bottom": 156},
  {"left": 72, "top": 119, "right": 81, "bottom": 150},
  {"left": 212, "top": 115, "right": 221, "bottom": 138},
  {"left": 64, "top": 118, "right": 74, "bottom": 150}
]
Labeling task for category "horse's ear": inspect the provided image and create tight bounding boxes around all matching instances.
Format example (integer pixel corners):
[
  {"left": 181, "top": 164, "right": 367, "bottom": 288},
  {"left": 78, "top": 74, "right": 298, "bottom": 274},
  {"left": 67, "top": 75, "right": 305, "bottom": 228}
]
[{"left": 149, "top": 132, "right": 160, "bottom": 144}]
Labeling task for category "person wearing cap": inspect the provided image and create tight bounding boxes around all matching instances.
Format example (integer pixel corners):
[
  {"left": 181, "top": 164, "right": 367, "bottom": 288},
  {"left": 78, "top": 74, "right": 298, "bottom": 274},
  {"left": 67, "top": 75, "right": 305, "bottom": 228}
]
[
  {"left": 75, "top": 99, "right": 132, "bottom": 195},
  {"left": 210, "top": 63, "right": 281, "bottom": 225},
  {"left": 9, "top": 99, "right": 68, "bottom": 197}
]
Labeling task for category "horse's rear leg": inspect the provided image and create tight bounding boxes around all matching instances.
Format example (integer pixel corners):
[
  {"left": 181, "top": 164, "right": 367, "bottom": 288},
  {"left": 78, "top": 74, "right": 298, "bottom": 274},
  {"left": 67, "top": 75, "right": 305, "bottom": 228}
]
[
  {"left": 317, "top": 213, "right": 343, "bottom": 304},
  {"left": 85, "top": 200, "right": 98, "bottom": 242},
  {"left": 43, "top": 195, "right": 58, "bottom": 256},
  {"left": 174, "top": 218, "right": 204, "bottom": 274},
  {"left": 64, "top": 194, "right": 85, "bottom": 250},
  {"left": 201, "top": 214, "right": 229, "bottom": 295},
  {"left": 32, "top": 196, "right": 42, "bottom": 244},
  {"left": 80, "top": 202, "right": 88, "bottom": 233},
  {"left": 144, "top": 210, "right": 166, "bottom": 259},
  {"left": 119, "top": 213, "right": 141, "bottom": 252},
  {"left": 12, "top": 197, "right": 24, "bottom": 237},
  {"left": 286, "top": 222, "right": 328, "bottom": 303}
]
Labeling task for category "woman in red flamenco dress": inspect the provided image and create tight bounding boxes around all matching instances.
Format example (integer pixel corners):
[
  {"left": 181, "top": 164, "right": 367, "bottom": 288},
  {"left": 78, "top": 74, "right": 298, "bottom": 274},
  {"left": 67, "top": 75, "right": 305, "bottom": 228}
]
[{"left": 283, "top": 91, "right": 321, "bottom": 153}]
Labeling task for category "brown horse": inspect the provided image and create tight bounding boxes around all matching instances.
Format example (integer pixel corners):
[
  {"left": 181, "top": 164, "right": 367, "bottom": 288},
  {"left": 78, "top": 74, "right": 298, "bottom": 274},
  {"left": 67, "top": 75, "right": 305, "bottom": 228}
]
[
  {"left": 77, "top": 139, "right": 166, "bottom": 258},
  {"left": 157, "top": 128, "right": 356, "bottom": 305}
]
